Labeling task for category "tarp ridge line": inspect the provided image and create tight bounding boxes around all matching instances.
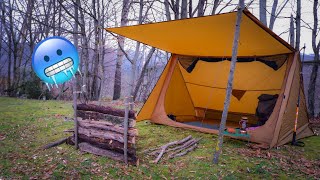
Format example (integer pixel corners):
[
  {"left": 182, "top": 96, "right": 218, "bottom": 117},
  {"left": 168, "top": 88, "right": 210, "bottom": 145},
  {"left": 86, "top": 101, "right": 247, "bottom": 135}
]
[{"left": 186, "top": 82, "right": 281, "bottom": 91}]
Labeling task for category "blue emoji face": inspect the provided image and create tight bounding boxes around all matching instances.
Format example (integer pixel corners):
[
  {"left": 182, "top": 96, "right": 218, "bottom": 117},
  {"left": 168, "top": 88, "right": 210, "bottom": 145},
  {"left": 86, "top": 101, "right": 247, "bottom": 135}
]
[{"left": 32, "top": 36, "right": 79, "bottom": 85}]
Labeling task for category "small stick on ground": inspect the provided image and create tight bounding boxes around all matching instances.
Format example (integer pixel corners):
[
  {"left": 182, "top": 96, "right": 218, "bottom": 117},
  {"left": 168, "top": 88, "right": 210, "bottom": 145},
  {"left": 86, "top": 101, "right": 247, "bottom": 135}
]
[
  {"left": 42, "top": 137, "right": 69, "bottom": 149},
  {"left": 64, "top": 129, "right": 74, "bottom": 133},
  {"left": 143, "top": 146, "right": 161, "bottom": 154},
  {"left": 152, "top": 135, "right": 192, "bottom": 163},
  {"left": 167, "top": 138, "right": 201, "bottom": 153},
  {"left": 148, "top": 138, "right": 199, "bottom": 156},
  {"left": 169, "top": 143, "right": 199, "bottom": 159},
  {"left": 145, "top": 136, "right": 193, "bottom": 156}
]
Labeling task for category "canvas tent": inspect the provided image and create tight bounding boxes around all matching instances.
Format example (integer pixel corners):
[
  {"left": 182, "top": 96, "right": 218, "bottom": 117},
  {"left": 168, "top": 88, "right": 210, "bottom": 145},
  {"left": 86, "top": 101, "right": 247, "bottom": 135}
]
[{"left": 106, "top": 10, "right": 314, "bottom": 148}]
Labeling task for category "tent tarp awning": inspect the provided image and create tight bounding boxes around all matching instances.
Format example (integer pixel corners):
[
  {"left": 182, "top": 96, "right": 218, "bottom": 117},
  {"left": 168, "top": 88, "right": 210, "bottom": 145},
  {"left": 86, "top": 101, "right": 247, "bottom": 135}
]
[{"left": 105, "top": 10, "right": 294, "bottom": 57}]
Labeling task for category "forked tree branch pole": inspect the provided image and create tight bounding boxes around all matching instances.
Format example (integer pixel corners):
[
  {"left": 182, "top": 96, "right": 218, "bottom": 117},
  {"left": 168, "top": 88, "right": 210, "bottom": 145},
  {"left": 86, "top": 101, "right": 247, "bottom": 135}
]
[
  {"left": 213, "top": 0, "right": 245, "bottom": 164},
  {"left": 73, "top": 0, "right": 80, "bottom": 150}
]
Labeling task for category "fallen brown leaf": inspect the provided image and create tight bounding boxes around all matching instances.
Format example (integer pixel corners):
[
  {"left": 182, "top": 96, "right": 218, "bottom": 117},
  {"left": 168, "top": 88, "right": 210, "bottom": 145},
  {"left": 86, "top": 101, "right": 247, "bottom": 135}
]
[{"left": 0, "top": 133, "right": 6, "bottom": 141}]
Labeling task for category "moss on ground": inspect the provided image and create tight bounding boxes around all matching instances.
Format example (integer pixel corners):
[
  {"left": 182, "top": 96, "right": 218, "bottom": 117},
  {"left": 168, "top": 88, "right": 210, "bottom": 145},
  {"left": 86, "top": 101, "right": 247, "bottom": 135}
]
[{"left": 0, "top": 97, "right": 319, "bottom": 179}]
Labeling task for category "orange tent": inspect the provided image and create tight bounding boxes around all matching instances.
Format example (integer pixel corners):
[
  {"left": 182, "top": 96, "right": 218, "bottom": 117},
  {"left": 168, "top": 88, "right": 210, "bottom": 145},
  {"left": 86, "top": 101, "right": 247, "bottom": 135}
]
[{"left": 106, "top": 10, "right": 314, "bottom": 147}]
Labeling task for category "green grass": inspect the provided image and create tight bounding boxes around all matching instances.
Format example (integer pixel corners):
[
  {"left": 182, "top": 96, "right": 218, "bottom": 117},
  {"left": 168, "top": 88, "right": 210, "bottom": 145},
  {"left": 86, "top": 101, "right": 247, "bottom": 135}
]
[{"left": 0, "top": 97, "right": 319, "bottom": 179}]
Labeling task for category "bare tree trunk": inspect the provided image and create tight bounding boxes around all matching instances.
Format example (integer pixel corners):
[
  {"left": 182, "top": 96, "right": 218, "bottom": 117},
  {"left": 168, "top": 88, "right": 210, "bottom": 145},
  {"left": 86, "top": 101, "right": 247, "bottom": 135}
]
[
  {"left": 56, "top": 2, "right": 64, "bottom": 100},
  {"left": 181, "top": 0, "right": 187, "bottom": 19},
  {"left": 0, "top": 10, "right": 2, "bottom": 76},
  {"left": 295, "top": 0, "right": 301, "bottom": 50},
  {"left": 91, "top": 0, "right": 101, "bottom": 100},
  {"left": 15, "top": 0, "right": 34, "bottom": 92},
  {"left": 308, "top": 0, "right": 320, "bottom": 117},
  {"left": 1, "top": 2, "right": 12, "bottom": 94},
  {"left": 259, "top": 0, "right": 267, "bottom": 26},
  {"left": 188, "top": 0, "right": 193, "bottom": 18},
  {"left": 269, "top": 0, "right": 278, "bottom": 30},
  {"left": 289, "top": 14, "right": 295, "bottom": 47},
  {"left": 308, "top": 64, "right": 318, "bottom": 117},
  {"left": 130, "top": 42, "right": 140, "bottom": 97},
  {"left": 164, "top": 0, "right": 171, "bottom": 20},
  {"left": 58, "top": 1, "right": 62, "bottom": 36},
  {"left": 73, "top": 0, "right": 80, "bottom": 149},
  {"left": 128, "top": 0, "right": 144, "bottom": 100},
  {"left": 197, "top": 0, "right": 206, "bottom": 17},
  {"left": 133, "top": 47, "right": 155, "bottom": 101},
  {"left": 213, "top": 0, "right": 244, "bottom": 164},
  {"left": 211, "top": 0, "right": 220, "bottom": 15},
  {"left": 7, "top": 1, "right": 19, "bottom": 95},
  {"left": 269, "top": 0, "right": 289, "bottom": 30},
  {"left": 52, "top": 0, "right": 56, "bottom": 36},
  {"left": 99, "top": 1, "right": 106, "bottom": 101},
  {"left": 113, "top": 0, "right": 130, "bottom": 100},
  {"left": 172, "top": 0, "right": 180, "bottom": 19},
  {"left": 79, "top": 2, "right": 90, "bottom": 96}
]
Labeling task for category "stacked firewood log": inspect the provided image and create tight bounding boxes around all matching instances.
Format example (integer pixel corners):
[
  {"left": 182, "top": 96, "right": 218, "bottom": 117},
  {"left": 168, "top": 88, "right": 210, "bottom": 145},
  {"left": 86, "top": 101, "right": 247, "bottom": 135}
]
[{"left": 75, "top": 104, "right": 137, "bottom": 165}]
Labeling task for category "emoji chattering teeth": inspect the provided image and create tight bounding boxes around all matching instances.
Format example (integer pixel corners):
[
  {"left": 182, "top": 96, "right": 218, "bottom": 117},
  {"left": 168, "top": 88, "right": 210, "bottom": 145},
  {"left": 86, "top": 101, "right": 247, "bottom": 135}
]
[{"left": 32, "top": 36, "right": 80, "bottom": 90}]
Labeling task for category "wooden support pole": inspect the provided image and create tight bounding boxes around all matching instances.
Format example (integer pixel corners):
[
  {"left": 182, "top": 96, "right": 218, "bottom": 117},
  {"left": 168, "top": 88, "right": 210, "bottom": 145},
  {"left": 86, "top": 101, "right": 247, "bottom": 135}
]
[
  {"left": 213, "top": 0, "right": 244, "bottom": 164},
  {"left": 123, "top": 97, "right": 129, "bottom": 165},
  {"left": 129, "top": 96, "right": 134, "bottom": 110},
  {"left": 73, "top": 78, "right": 78, "bottom": 149},
  {"left": 73, "top": 0, "right": 79, "bottom": 150}
]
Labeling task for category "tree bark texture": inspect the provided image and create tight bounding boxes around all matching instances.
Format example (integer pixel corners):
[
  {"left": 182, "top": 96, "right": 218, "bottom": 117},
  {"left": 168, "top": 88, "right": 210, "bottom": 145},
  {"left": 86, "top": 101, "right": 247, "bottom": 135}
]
[
  {"left": 259, "top": 0, "right": 267, "bottom": 26},
  {"left": 113, "top": 0, "right": 131, "bottom": 100},
  {"left": 197, "top": 0, "right": 206, "bottom": 17},
  {"left": 79, "top": 142, "right": 137, "bottom": 165},
  {"left": 181, "top": 0, "right": 188, "bottom": 19},
  {"left": 77, "top": 104, "right": 136, "bottom": 119},
  {"left": 75, "top": 104, "right": 138, "bottom": 165},
  {"left": 133, "top": 47, "right": 156, "bottom": 101},
  {"left": 213, "top": 0, "right": 244, "bottom": 164},
  {"left": 308, "top": 0, "right": 320, "bottom": 117},
  {"left": 295, "top": 0, "right": 301, "bottom": 50},
  {"left": 289, "top": 14, "right": 295, "bottom": 47},
  {"left": 78, "top": 134, "right": 136, "bottom": 156},
  {"left": 77, "top": 110, "right": 136, "bottom": 127}
]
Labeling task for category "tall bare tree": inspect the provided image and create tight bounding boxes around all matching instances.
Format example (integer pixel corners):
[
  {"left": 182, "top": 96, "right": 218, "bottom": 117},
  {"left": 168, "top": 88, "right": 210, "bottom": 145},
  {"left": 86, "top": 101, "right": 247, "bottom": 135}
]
[
  {"left": 164, "top": 0, "right": 171, "bottom": 20},
  {"left": 259, "top": 0, "right": 267, "bottom": 26},
  {"left": 1, "top": 1, "right": 12, "bottom": 94},
  {"left": 308, "top": 0, "right": 320, "bottom": 117},
  {"left": 181, "top": 0, "right": 188, "bottom": 19},
  {"left": 197, "top": 0, "right": 206, "bottom": 17},
  {"left": 295, "top": 0, "right": 301, "bottom": 50},
  {"left": 269, "top": 0, "right": 289, "bottom": 30},
  {"left": 113, "top": 0, "right": 131, "bottom": 100},
  {"left": 91, "top": 0, "right": 102, "bottom": 100},
  {"left": 289, "top": 14, "right": 295, "bottom": 47}
]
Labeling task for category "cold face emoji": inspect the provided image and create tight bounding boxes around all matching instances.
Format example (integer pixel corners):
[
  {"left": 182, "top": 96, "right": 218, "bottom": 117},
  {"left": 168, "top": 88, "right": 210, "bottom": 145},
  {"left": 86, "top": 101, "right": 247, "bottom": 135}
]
[{"left": 32, "top": 36, "right": 80, "bottom": 89}]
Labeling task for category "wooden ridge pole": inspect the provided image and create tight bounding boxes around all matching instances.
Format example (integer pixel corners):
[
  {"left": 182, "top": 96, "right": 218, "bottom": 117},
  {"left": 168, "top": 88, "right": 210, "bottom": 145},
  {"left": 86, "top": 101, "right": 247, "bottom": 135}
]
[{"left": 213, "top": 0, "right": 245, "bottom": 164}]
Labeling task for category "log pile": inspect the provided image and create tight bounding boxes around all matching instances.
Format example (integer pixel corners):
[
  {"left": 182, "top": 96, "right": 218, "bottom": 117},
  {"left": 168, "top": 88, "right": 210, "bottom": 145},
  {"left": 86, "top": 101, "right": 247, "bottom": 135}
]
[
  {"left": 75, "top": 104, "right": 137, "bottom": 165},
  {"left": 77, "top": 104, "right": 135, "bottom": 119},
  {"left": 144, "top": 135, "right": 201, "bottom": 163}
]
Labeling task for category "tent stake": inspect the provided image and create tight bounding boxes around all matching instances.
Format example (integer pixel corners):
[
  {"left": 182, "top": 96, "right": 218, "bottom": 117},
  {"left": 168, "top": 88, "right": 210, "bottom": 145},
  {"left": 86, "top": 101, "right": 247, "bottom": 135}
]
[{"left": 213, "top": 0, "right": 245, "bottom": 164}]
